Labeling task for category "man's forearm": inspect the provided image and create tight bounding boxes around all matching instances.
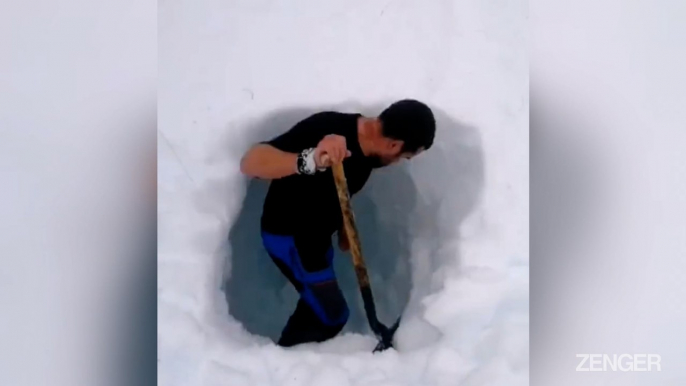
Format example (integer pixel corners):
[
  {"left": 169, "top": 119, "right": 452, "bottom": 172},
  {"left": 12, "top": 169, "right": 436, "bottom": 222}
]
[{"left": 240, "top": 144, "right": 298, "bottom": 179}]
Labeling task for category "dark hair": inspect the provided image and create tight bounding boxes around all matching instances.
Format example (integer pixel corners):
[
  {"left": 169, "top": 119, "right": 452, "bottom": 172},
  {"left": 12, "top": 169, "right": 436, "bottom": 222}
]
[{"left": 379, "top": 99, "right": 436, "bottom": 152}]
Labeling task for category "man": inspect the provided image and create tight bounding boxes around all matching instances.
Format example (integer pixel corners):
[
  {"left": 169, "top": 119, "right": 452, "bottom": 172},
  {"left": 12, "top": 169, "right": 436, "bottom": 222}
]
[{"left": 240, "top": 99, "right": 436, "bottom": 347}]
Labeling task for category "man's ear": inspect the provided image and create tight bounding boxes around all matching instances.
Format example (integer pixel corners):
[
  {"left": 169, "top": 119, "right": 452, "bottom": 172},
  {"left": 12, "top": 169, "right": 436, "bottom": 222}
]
[{"left": 389, "top": 139, "right": 404, "bottom": 152}]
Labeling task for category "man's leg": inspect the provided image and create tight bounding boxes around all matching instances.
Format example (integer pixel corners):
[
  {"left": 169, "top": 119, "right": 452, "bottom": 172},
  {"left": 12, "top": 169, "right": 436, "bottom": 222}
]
[
  {"left": 277, "top": 298, "right": 345, "bottom": 347},
  {"left": 270, "top": 254, "right": 349, "bottom": 346},
  {"left": 262, "top": 232, "right": 349, "bottom": 347}
]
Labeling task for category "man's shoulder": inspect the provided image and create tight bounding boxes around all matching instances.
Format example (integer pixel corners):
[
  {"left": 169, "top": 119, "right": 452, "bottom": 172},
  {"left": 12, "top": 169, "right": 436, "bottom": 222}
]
[
  {"left": 305, "top": 111, "right": 361, "bottom": 122},
  {"left": 302, "top": 111, "right": 362, "bottom": 134},
  {"left": 289, "top": 111, "right": 360, "bottom": 136}
]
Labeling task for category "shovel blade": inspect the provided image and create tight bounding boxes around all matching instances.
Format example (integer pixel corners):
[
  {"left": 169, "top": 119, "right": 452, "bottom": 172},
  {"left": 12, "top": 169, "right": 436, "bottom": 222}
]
[{"left": 372, "top": 316, "right": 402, "bottom": 353}]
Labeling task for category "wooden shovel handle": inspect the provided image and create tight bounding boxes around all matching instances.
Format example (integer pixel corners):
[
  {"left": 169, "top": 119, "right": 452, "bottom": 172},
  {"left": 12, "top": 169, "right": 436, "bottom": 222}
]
[{"left": 332, "top": 163, "right": 370, "bottom": 287}]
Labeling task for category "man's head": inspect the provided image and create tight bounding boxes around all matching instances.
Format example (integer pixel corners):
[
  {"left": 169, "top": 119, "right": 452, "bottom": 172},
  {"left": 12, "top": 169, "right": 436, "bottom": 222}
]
[{"left": 366, "top": 99, "right": 436, "bottom": 167}]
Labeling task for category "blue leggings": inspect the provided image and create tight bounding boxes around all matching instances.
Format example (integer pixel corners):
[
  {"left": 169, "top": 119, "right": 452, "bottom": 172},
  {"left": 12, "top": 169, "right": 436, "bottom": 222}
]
[{"left": 262, "top": 231, "right": 349, "bottom": 346}]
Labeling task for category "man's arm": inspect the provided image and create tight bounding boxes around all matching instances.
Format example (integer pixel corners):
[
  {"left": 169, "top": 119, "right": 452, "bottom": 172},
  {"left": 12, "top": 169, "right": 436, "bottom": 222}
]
[
  {"left": 240, "top": 144, "right": 299, "bottom": 180},
  {"left": 240, "top": 113, "right": 321, "bottom": 180},
  {"left": 240, "top": 135, "right": 351, "bottom": 180}
]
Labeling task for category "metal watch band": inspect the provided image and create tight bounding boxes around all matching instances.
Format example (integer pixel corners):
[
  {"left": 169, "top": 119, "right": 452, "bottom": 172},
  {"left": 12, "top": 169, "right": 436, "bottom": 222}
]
[{"left": 297, "top": 148, "right": 317, "bottom": 175}]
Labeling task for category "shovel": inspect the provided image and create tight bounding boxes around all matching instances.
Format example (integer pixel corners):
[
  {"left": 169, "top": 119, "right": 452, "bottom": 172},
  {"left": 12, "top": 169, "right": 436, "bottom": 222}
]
[{"left": 332, "top": 162, "right": 401, "bottom": 352}]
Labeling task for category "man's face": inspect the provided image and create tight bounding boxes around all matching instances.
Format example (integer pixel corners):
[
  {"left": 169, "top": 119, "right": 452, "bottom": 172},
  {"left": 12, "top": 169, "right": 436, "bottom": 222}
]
[{"left": 368, "top": 140, "right": 425, "bottom": 168}]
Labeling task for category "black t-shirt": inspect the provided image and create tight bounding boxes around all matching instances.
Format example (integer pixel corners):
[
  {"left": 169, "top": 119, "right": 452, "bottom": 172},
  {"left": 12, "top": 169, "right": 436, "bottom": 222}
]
[{"left": 261, "top": 112, "right": 373, "bottom": 242}]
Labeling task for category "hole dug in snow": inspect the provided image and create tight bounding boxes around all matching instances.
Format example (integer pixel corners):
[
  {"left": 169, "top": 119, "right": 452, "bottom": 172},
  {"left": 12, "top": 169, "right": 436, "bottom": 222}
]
[{"left": 219, "top": 108, "right": 484, "bottom": 353}]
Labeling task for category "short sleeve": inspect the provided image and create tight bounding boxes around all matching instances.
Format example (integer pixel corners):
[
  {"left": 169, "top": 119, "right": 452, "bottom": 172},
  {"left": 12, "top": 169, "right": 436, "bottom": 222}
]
[{"left": 262, "top": 112, "right": 333, "bottom": 153}]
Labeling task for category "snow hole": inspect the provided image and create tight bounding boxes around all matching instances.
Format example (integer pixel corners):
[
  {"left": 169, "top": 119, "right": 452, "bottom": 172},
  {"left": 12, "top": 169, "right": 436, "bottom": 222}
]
[{"left": 217, "top": 107, "right": 485, "bottom": 352}]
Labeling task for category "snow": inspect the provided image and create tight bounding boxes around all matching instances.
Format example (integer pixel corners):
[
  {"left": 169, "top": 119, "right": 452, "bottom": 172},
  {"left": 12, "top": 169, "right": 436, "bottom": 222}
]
[
  {"left": 158, "top": 1, "right": 528, "bottom": 385},
  {"left": 530, "top": 1, "right": 686, "bottom": 384}
]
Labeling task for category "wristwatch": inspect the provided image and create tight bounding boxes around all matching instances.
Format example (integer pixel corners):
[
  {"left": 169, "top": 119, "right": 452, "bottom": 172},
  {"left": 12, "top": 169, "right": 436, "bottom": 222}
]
[{"left": 297, "top": 148, "right": 318, "bottom": 175}]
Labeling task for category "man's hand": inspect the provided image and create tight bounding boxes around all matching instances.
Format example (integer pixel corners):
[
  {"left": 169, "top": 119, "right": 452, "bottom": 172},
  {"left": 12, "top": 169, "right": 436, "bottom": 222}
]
[{"left": 315, "top": 134, "right": 351, "bottom": 168}]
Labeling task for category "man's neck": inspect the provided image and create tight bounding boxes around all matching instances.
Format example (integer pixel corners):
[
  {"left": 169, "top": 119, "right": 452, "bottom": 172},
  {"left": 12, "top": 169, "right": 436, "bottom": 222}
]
[{"left": 357, "top": 117, "right": 379, "bottom": 157}]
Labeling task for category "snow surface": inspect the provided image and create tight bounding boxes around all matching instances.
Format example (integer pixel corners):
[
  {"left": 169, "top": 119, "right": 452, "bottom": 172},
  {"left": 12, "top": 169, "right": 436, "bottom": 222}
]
[
  {"left": 158, "top": 1, "right": 528, "bottom": 385},
  {"left": 530, "top": 2, "right": 686, "bottom": 384}
]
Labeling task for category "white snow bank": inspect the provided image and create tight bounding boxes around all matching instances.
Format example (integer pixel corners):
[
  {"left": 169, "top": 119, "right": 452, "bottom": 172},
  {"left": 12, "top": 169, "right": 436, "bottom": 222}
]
[{"left": 158, "top": 1, "right": 528, "bottom": 385}]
